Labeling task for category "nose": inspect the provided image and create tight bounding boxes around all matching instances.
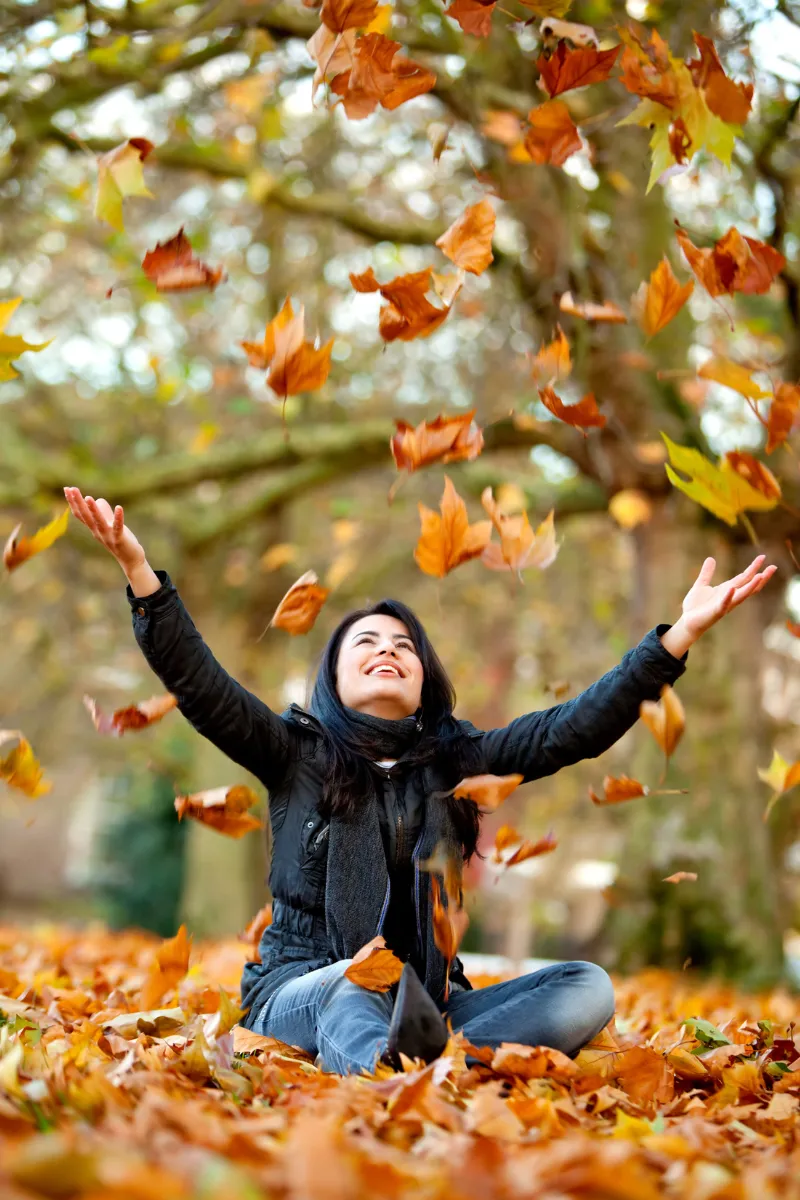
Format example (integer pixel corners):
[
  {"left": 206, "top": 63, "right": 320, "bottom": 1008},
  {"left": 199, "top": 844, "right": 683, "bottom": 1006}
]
[{"left": 375, "top": 637, "right": 398, "bottom": 657}]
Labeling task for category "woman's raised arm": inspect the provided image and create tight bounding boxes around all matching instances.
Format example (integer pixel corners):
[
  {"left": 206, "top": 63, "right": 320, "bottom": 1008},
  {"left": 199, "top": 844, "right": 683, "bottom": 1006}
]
[
  {"left": 64, "top": 487, "right": 293, "bottom": 787},
  {"left": 476, "top": 553, "right": 776, "bottom": 783}
]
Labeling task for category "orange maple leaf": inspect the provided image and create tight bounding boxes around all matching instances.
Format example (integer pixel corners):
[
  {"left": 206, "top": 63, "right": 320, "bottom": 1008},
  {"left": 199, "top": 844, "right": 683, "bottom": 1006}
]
[
  {"left": 559, "top": 291, "right": 628, "bottom": 323},
  {"left": 435, "top": 199, "right": 495, "bottom": 275},
  {"left": 537, "top": 40, "right": 620, "bottom": 98},
  {"left": 618, "top": 26, "right": 678, "bottom": 109},
  {"left": 675, "top": 223, "right": 785, "bottom": 298},
  {"left": 391, "top": 410, "right": 484, "bottom": 472},
  {"left": 140, "top": 925, "right": 192, "bottom": 1011},
  {"left": 430, "top": 875, "right": 469, "bottom": 1001},
  {"left": 330, "top": 33, "right": 435, "bottom": 118},
  {"left": 589, "top": 775, "right": 648, "bottom": 805},
  {"left": 344, "top": 937, "right": 404, "bottom": 992},
  {"left": 3, "top": 508, "right": 69, "bottom": 572},
  {"left": 320, "top": 0, "right": 378, "bottom": 32},
  {"left": 530, "top": 325, "right": 571, "bottom": 387},
  {"left": 414, "top": 476, "right": 491, "bottom": 578},
  {"left": 724, "top": 452, "right": 781, "bottom": 501},
  {"left": 538, "top": 386, "right": 606, "bottom": 435},
  {"left": 523, "top": 100, "right": 582, "bottom": 166},
  {"left": 766, "top": 382, "right": 800, "bottom": 454},
  {"left": 481, "top": 488, "right": 559, "bottom": 574},
  {"left": 241, "top": 298, "right": 333, "bottom": 398},
  {"left": 687, "top": 32, "right": 753, "bottom": 126},
  {"left": 174, "top": 785, "right": 264, "bottom": 839},
  {"left": 452, "top": 773, "right": 523, "bottom": 811},
  {"left": 141, "top": 228, "right": 225, "bottom": 292},
  {"left": 444, "top": 0, "right": 495, "bottom": 38},
  {"left": 268, "top": 569, "right": 330, "bottom": 635},
  {"left": 350, "top": 266, "right": 457, "bottom": 342},
  {"left": 632, "top": 257, "right": 694, "bottom": 337},
  {"left": 83, "top": 692, "right": 178, "bottom": 736}
]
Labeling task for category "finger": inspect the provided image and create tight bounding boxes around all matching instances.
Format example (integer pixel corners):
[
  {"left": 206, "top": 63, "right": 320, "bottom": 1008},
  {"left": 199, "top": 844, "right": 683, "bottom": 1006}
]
[
  {"left": 66, "top": 489, "right": 97, "bottom": 530},
  {"left": 696, "top": 557, "right": 716, "bottom": 586},
  {"left": 94, "top": 498, "right": 115, "bottom": 523},
  {"left": 113, "top": 505, "right": 124, "bottom": 537},
  {"left": 84, "top": 497, "right": 110, "bottom": 536},
  {"left": 726, "top": 554, "right": 766, "bottom": 591}
]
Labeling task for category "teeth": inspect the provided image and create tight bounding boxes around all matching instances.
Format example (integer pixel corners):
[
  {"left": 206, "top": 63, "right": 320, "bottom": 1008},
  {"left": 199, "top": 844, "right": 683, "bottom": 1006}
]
[{"left": 370, "top": 666, "right": 399, "bottom": 676}]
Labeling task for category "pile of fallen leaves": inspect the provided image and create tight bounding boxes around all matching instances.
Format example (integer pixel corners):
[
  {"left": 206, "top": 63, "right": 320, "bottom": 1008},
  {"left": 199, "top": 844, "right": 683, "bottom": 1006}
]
[{"left": 1, "top": 925, "right": 799, "bottom": 1198}]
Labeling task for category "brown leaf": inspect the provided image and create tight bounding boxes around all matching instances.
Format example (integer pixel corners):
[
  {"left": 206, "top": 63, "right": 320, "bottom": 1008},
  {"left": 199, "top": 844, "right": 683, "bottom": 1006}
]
[
  {"left": 391, "top": 410, "right": 484, "bottom": 473},
  {"left": 330, "top": 33, "right": 435, "bottom": 118},
  {"left": 435, "top": 199, "right": 495, "bottom": 275},
  {"left": 536, "top": 40, "right": 620, "bottom": 98},
  {"left": 141, "top": 228, "right": 225, "bottom": 292},
  {"left": 431, "top": 876, "right": 469, "bottom": 981},
  {"left": 640, "top": 684, "right": 685, "bottom": 758},
  {"left": 687, "top": 32, "right": 753, "bottom": 126},
  {"left": 268, "top": 569, "right": 330, "bottom": 634},
  {"left": 589, "top": 775, "right": 648, "bottom": 805},
  {"left": 538, "top": 385, "right": 606, "bottom": 434},
  {"left": 83, "top": 692, "right": 178, "bottom": 736},
  {"left": 414, "top": 476, "right": 492, "bottom": 578},
  {"left": 3, "top": 508, "right": 69, "bottom": 572},
  {"left": 174, "top": 785, "right": 264, "bottom": 839},
  {"left": 523, "top": 100, "right": 582, "bottom": 166},
  {"left": 0, "top": 730, "right": 52, "bottom": 799},
  {"left": 453, "top": 773, "right": 523, "bottom": 811},
  {"left": 675, "top": 222, "right": 785, "bottom": 298},
  {"left": 241, "top": 298, "right": 333, "bottom": 398},
  {"left": 663, "top": 871, "right": 698, "bottom": 883},
  {"left": 344, "top": 936, "right": 404, "bottom": 992},
  {"left": 238, "top": 902, "right": 273, "bottom": 950},
  {"left": 505, "top": 829, "right": 558, "bottom": 867},
  {"left": 445, "top": 0, "right": 495, "bottom": 38},
  {"left": 724, "top": 452, "right": 781, "bottom": 502},
  {"left": 766, "top": 382, "right": 800, "bottom": 454},
  {"left": 350, "top": 266, "right": 457, "bottom": 342},
  {"left": 321, "top": 0, "right": 378, "bottom": 32},
  {"left": 140, "top": 925, "right": 192, "bottom": 1011},
  {"left": 481, "top": 487, "right": 559, "bottom": 573},
  {"left": 632, "top": 257, "right": 694, "bottom": 337},
  {"left": 614, "top": 1045, "right": 674, "bottom": 1109},
  {"left": 491, "top": 1043, "right": 578, "bottom": 1081},
  {"left": 559, "top": 291, "right": 628, "bottom": 323},
  {"left": 618, "top": 27, "right": 677, "bottom": 109},
  {"left": 307, "top": 25, "right": 356, "bottom": 94},
  {"left": 530, "top": 324, "right": 571, "bottom": 386}
]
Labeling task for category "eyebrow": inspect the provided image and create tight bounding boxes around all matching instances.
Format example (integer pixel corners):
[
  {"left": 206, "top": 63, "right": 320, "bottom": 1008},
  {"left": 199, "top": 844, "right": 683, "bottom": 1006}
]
[{"left": 351, "top": 629, "right": 413, "bottom": 642}]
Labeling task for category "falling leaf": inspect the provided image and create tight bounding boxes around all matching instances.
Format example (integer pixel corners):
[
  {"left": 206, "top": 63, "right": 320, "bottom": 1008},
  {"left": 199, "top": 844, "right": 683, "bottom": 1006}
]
[
  {"left": 538, "top": 386, "right": 606, "bottom": 434},
  {"left": 481, "top": 109, "right": 525, "bottom": 147},
  {"left": 224, "top": 73, "right": 276, "bottom": 114},
  {"left": 238, "top": 902, "right": 273, "bottom": 948},
  {"left": 530, "top": 325, "right": 571, "bottom": 386},
  {"left": 350, "top": 266, "right": 457, "bottom": 342},
  {"left": 661, "top": 432, "right": 779, "bottom": 526},
  {"left": 95, "top": 137, "right": 153, "bottom": 232},
  {"left": 83, "top": 693, "right": 177, "bottom": 736},
  {"left": 330, "top": 33, "right": 435, "bottom": 119},
  {"left": 174, "top": 785, "right": 263, "bottom": 838},
  {"left": 141, "top": 228, "right": 226, "bottom": 292},
  {"left": 268, "top": 569, "right": 330, "bottom": 634},
  {"left": 536, "top": 40, "right": 620, "bottom": 98},
  {"left": 481, "top": 487, "right": 559, "bottom": 574},
  {"left": 435, "top": 199, "right": 495, "bottom": 275},
  {"left": 140, "top": 925, "right": 192, "bottom": 1011},
  {"left": 496, "top": 829, "right": 558, "bottom": 867},
  {"left": 559, "top": 291, "right": 628, "bottom": 323},
  {"left": 428, "top": 121, "right": 452, "bottom": 162},
  {"left": 307, "top": 25, "right": 357, "bottom": 94},
  {"left": 787, "top": 619, "right": 800, "bottom": 638},
  {"left": 589, "top": 775, "right": 648, "bottom": 805},
  {"left": 608, "top": 489, "right": 653, "bottom": 530},
  {"left": 445, "top": 0, "right": 495, "bottom": 38},
  {"left": 517, "top": 0, "right": 572, "bottom": 15},
  {"left": 0, "top": 298, "right": 52, "bottom": 382},
  {"left": 523, "top": 100, "right": 582, "bottom": 166},
  {"left": 766, "top": 383, "right": 800, "bottom": 454},
  {"left": 391, "top": 410, "right": 484, "bottom": 473},
  {"left": 663, "top": 871, "right": 698, "bottom": 884},
  {"left": 321, "top": 0, "right": 378, "bottom": 31},
  {"left": 724, "top": 452, "right": 781, "bottom": 502},
  {"left": 0, "top": 730, "right": 52, "bottom": 799},
  {"left": 431, "top": 876, "right": 469, "bottom": 1000},
  {"left": 452, "top": 773, "right": 523, "bottom": 811},
  {"left": 640, "top": 684, "right": 685, "bottom": 760},
  {"left": 697, "top": 357, "right": 769, "bottom": 400},
  {"left": 675, "top": 223, "right": 785, "bottom": 298},
  {"left": 414, "top": 476, "right": 492, "bottom": 578},
  {"left": 241, "top": 298, "right": 333, "bottom": 398},
  {"left": 632, "top": 257, "right": 694, "bottom": 337},
  {"left": 687, "top": 33, "right": 753, "bottom": 126},
  {"left": 260, "top": 543, "right": 298, "bottom": 572},
  {"left": 344, "top": 936, "right": 404, "bottom": 992},
  {"left": 3, "top": 508, "right": 69, "bottom": 572},
  {"left": 758, "top": 750, "right": 800, "bottom": 820}
]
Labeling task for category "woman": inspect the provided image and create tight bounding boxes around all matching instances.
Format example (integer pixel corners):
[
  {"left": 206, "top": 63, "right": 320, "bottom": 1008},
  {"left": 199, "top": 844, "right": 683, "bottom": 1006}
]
[{"left": 64, "top": 485, "right": 775, "bottom": 1076}]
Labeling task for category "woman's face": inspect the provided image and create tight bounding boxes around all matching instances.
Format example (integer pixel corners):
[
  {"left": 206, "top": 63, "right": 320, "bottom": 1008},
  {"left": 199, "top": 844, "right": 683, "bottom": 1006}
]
[{"left": 336, "top": 613, "right": 424, "bottom": 719}]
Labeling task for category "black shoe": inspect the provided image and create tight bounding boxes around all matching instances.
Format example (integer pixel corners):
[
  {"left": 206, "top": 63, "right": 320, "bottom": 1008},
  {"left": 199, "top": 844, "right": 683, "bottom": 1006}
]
[{"left": 382, "top": 963, "right": 448, "bottom": 1069}]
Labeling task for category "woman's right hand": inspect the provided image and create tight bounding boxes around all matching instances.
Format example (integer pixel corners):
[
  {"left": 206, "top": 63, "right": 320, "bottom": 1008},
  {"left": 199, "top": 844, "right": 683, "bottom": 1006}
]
[{"left": 64, "top": 487, "right": 147, "bottom": 575}]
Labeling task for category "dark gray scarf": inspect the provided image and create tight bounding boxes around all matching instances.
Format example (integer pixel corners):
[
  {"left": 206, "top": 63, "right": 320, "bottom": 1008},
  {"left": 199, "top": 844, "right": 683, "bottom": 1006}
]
[{"left": 339, "top": 706, "right": 422, "bottom": 763}]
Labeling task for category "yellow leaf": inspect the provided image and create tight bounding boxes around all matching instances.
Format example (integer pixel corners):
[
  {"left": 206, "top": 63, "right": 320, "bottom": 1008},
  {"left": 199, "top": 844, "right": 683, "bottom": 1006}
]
[
  {"left": 95, "top": 138, "right": 153, "bottom": 233},
  {"left": 3, "top": 508, "right": 69, "bottom": 572},
  {"left": 260, "top": 543, "right": 297, "bottom": 572},
  {"left": 365, "top": 3, "right": 392, "bottom": 33},
  {"left": 697, "top": 357, "right": 769, "bottom": 400},
  {"left": 0, "top": 299, "right": 52, "bottom": 382},
  {"left": 0, "top": 730, "right": 52, "bottom": 799},
  {"left": 609, "top": 489, "right": 653, "bottom": 529},
  {"left": 661, "top": 433, "right": 778, "bottom": 526}
]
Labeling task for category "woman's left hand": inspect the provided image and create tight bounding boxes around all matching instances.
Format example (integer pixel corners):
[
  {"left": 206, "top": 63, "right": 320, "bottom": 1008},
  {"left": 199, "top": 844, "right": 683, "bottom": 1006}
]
[{"left": 660, "top": 554, "right": 778, "bottom": 659}]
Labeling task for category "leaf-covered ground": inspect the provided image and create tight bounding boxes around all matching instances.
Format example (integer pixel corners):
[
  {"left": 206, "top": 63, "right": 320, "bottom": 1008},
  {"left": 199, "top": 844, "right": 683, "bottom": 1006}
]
[{"left": 1, "top": 925, "right": 799, "bottom": 1199}]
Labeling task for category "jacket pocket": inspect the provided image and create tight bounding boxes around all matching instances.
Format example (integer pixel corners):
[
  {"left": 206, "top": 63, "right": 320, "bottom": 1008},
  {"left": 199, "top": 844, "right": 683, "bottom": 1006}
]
[{"left": 300, "top": 812, "right": 330, "bottom": 881}]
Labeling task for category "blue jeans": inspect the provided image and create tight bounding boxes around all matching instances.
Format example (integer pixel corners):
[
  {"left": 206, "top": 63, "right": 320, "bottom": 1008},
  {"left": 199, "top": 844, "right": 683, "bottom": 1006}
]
[{"left": 251, "top": 959, "right": 615, "bottom": 1076}]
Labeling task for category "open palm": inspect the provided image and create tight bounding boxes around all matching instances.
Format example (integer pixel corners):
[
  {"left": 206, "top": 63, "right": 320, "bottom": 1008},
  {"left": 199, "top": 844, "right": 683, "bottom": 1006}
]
[{"left": 681, "top": 554, "right": 777, "bottom": 639}]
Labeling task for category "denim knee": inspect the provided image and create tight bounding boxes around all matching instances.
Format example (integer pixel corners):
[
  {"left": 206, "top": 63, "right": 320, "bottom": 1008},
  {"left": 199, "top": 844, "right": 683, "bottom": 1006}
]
[{"left": 570, "top": 960, "right": 615, "bottom": 1033}]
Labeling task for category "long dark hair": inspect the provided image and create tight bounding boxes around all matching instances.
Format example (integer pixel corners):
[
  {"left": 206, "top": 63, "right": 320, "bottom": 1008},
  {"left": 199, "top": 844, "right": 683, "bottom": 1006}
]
[{"left": 309, "top": 599, "right": 483, "bottom": 861}]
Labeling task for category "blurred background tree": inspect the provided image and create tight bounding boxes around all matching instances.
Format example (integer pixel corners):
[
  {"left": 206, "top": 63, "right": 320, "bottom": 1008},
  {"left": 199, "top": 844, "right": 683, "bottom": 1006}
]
[{"left": 1, "top": 0, "right": 799, "bottom": 984}]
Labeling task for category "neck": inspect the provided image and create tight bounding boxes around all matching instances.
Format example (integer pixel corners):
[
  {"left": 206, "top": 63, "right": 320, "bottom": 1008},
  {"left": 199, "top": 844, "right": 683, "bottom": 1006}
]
[{"left": 352, "top": 700, "right": 415, "bottom": 721}]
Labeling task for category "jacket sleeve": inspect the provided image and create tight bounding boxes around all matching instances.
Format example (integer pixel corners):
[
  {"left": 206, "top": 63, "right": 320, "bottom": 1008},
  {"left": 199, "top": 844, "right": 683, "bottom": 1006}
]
[
  {"left": 127, "top": 570, "right": 293, "bottom": 787},
  {"left": 475, "top": 624, "right": 689, "bottom": 783}
]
